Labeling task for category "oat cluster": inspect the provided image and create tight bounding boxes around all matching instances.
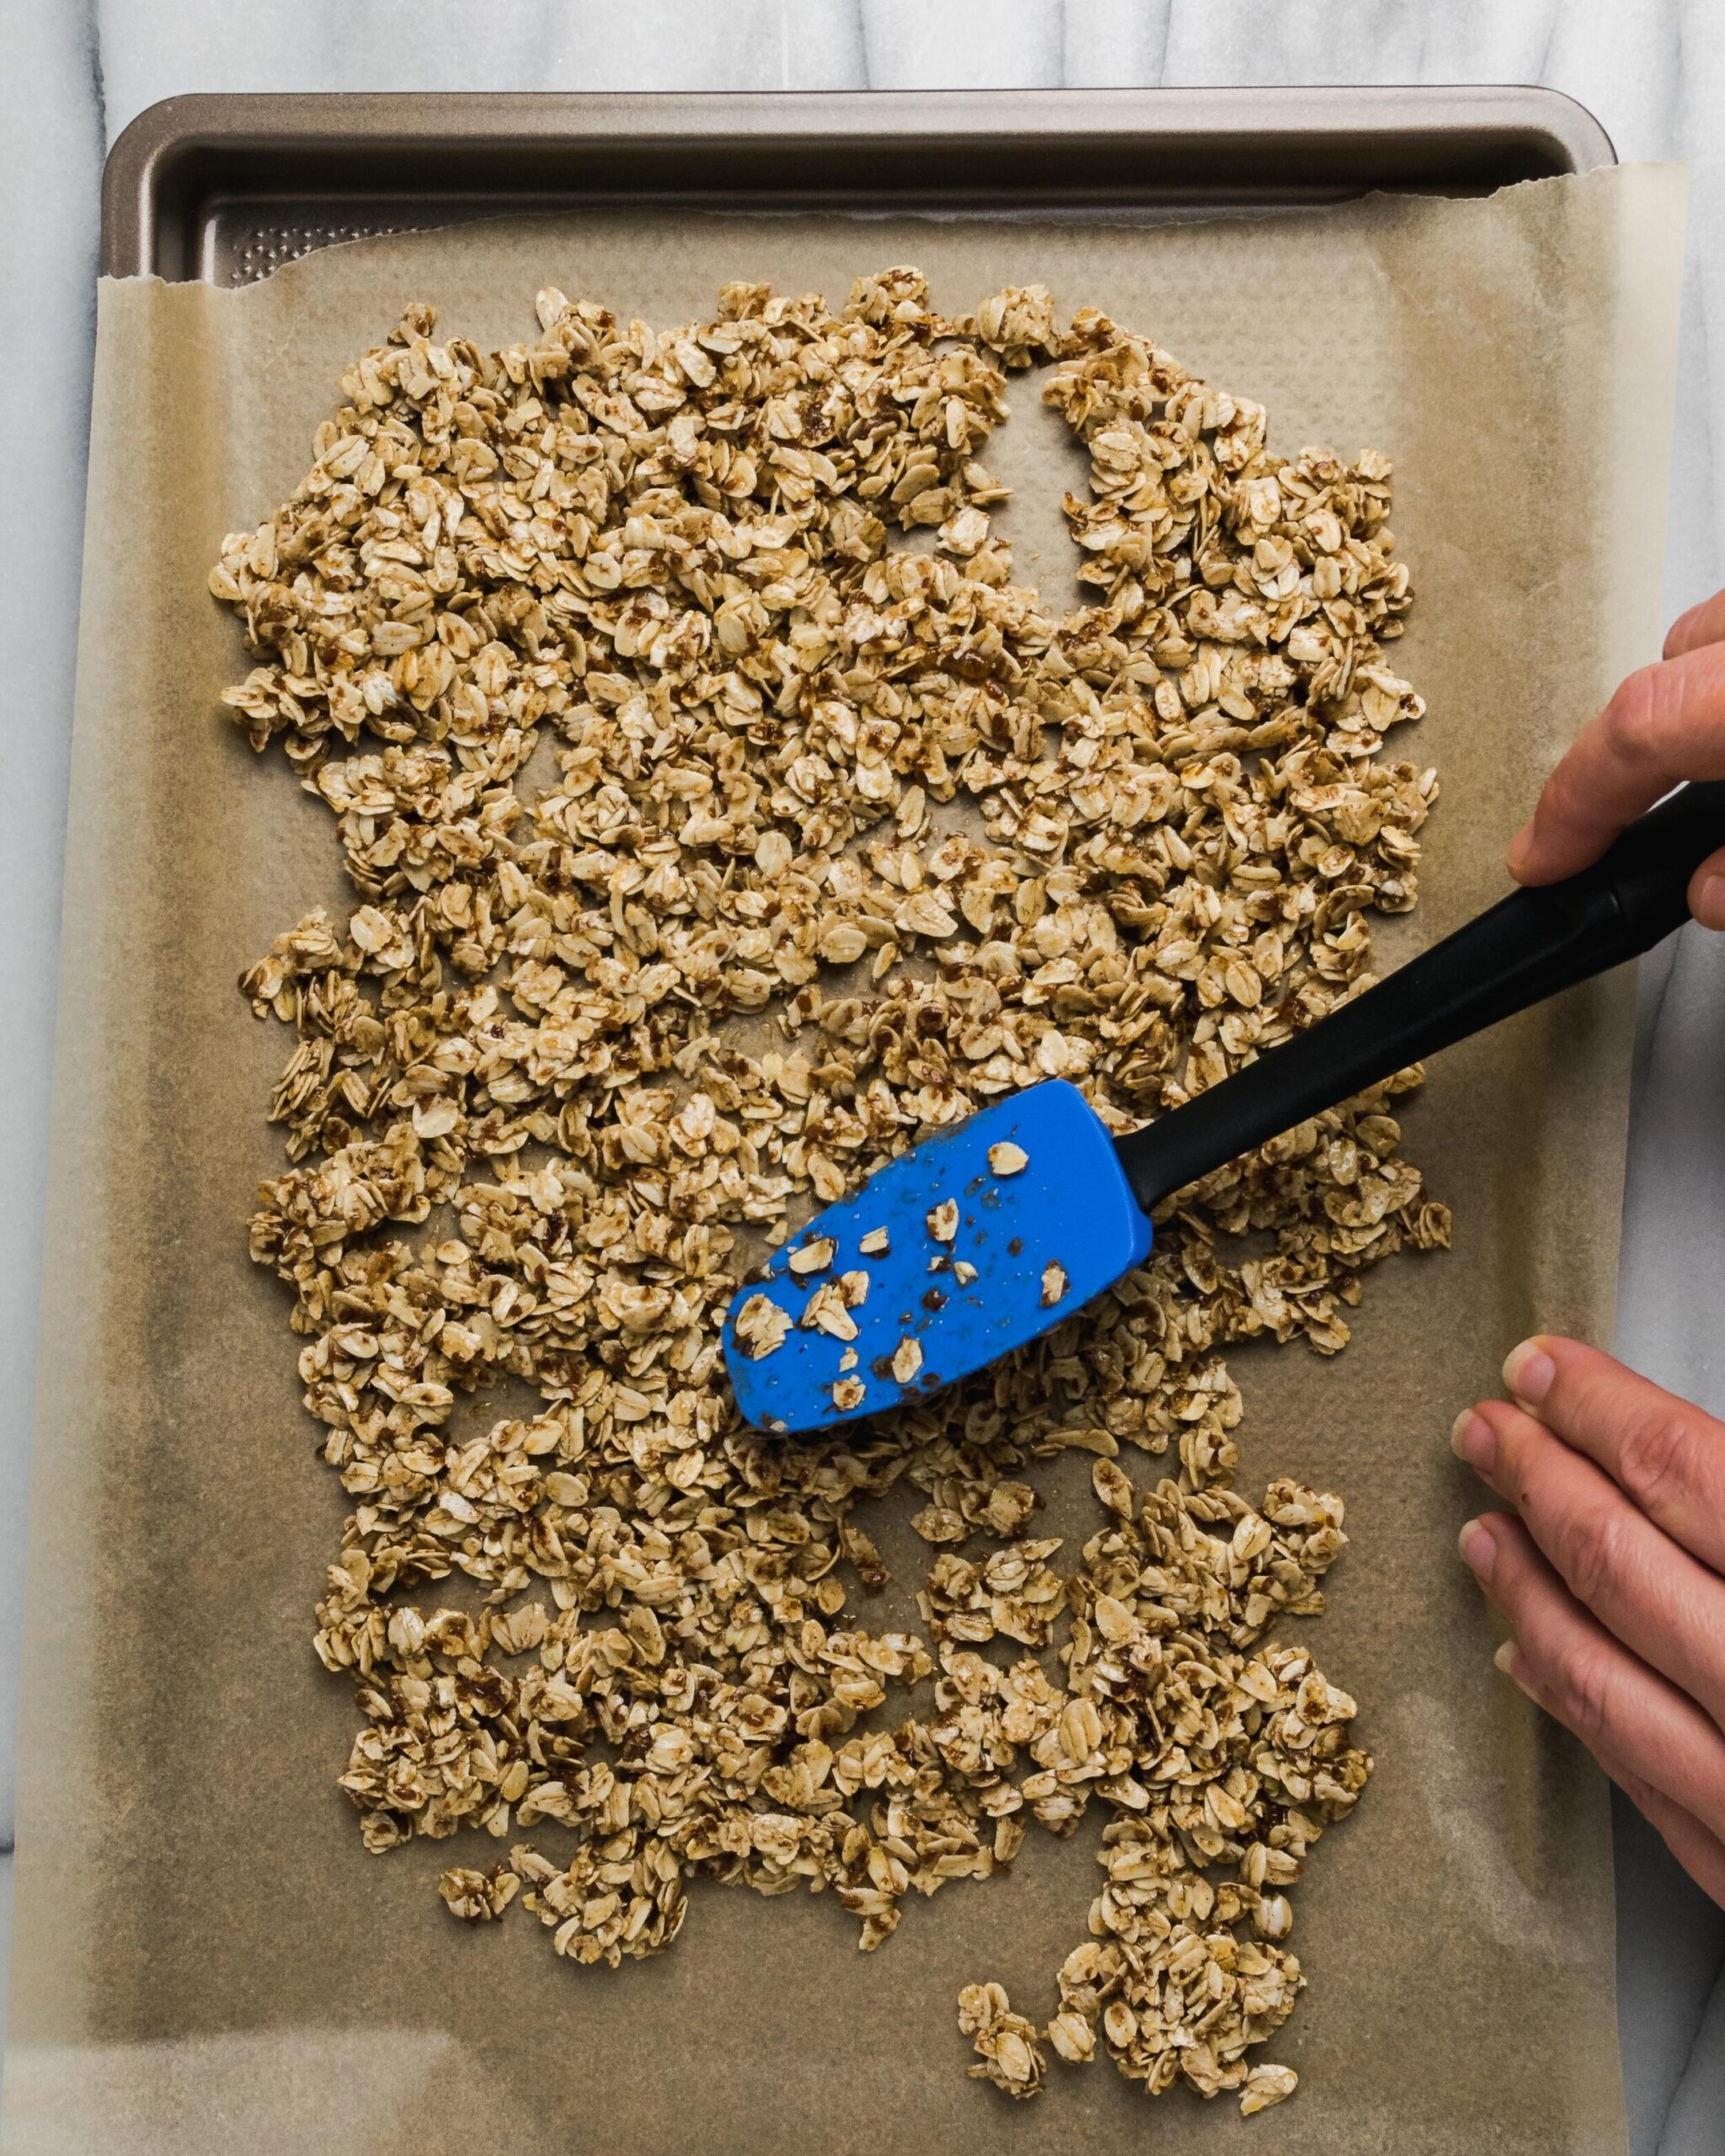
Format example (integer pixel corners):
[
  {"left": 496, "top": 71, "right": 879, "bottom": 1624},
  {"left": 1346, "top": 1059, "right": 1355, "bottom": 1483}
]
[
  {"left": 959, "top": 1979, "right": 1047, "bottom": 2097},
  {"left": 211, "top": 266, "right": 1447, "bottom": 2115}
]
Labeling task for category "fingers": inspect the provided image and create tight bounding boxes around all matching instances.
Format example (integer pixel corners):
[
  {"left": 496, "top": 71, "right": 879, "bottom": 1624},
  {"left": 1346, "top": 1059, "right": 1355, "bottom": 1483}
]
[
  {"left": 1664, "top": 589, "right": 1725, "bottom": 661},
  {"left": 1452, "top": 1397, "right": 1725, "bottom": 1727},
  {"left": 1458, "top": 1513, "right": 1725, "bottom": 1846},
  {"left": 1519, "top": 1664, "right": 1725, "bottom": 1907},
  {"left": 1505, "top": 638, "right": 1725, "bottom": 885},
  {"left": 1507, "top": 579, "right": 1725, "bottom": 886},
  {"left": 1496, "top": 1336, "right": 1725, "bottom": 1575},
  {"left": 1454, "top": 1329, "right": 1725, "bottom": 1914},
  {"left": 1609, "top": 1757, "right": 1725, "bottom": 1909}
]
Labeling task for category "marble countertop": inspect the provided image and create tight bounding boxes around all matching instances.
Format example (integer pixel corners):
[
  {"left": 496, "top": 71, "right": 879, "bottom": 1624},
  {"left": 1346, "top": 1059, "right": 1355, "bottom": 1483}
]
[{"left": 4, "top": 4, "right": 1723, "bottom": 2148}]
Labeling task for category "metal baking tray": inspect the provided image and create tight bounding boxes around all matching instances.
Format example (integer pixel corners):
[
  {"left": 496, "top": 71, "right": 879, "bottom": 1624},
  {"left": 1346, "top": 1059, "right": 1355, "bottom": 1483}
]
[{"left": 103, "top": 87, "right": 1615, "bottom": 289}]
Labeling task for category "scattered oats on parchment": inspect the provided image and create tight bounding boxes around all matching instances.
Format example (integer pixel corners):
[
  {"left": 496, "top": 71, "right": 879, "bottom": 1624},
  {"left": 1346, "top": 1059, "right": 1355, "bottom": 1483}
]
[{"left": 214, "top": 267, "right": 1449, "bottom": 2113}]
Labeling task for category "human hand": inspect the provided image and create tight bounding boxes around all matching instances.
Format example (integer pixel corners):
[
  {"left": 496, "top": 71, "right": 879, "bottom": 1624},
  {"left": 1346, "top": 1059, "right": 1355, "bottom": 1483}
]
[
  {"left": 1505, "top": 588, "right": 1725, "bottom": 923},
  {"left": 1453, "top": 1337, "right": 1725, "bottom": 1908}
]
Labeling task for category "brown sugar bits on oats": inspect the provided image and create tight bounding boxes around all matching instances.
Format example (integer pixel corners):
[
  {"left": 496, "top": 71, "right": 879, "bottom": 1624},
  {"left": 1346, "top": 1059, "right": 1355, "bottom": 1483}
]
[
  {"left": 437, "top": 1865, "right": 521, "bottom": 1923},
  {"left": 734, "top": 1293, "right": 791, "bottom": 1359},
  {"left": 927, "top": 1198, "right": 960, "bottom": 1244},
  {"left": 804, "top": 1278, "right": 860, "bottom": 1342}
]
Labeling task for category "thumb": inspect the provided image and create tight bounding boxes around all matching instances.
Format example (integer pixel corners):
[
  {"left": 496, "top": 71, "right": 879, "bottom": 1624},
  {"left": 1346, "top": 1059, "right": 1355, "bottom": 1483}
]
[{"left": 1688, "top": 846, "right": 1725, "bottom": 929}]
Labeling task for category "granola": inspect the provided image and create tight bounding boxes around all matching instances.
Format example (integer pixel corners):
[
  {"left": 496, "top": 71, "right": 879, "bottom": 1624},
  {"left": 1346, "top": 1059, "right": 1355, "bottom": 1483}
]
[{"left": 215, "top": 268, "right": 1447, "bottom": 2115}]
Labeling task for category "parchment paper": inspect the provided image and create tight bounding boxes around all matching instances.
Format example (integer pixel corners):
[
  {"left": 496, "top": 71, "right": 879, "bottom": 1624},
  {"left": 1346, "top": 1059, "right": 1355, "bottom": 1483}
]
[{"left": 2, "top": 164, "right": 1687, "bottom": 2156}]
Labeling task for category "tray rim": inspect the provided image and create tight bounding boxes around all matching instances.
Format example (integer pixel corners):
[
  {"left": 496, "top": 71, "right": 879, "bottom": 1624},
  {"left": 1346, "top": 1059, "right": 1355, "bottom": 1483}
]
[{"left": 101, "top": 84, "right": 1618, "bottom": 285}]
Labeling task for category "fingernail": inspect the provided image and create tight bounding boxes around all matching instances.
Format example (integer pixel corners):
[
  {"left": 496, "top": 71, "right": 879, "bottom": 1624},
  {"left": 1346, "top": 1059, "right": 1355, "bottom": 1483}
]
[
  {"left": 1696, "top": 872, "right": 1725, "bottom": 931},
  {"left": 1506, "top": 824, "right": 1535, "bottom": 876},
  {"left": 1503, "top": 1338, "right": 1556, "bottom": 1409},
  {"left": 1450, "top": 1409, "right": 1498, "bottom": 1472},
  {"left": 1493, "top": 1638, "right": 1532, "bottom": 1694},
  {"left": 1458, "top": 1517, "right": 1497, "bottom": 1582}
]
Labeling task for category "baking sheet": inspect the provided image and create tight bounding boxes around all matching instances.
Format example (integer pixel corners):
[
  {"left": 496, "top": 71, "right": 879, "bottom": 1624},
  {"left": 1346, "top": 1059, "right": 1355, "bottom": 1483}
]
[
  {"left": 2, "top": 163, "right": 1686, "bottom": 2155},
  {"left": 98, "top": 86, "right": 1617, "bottom": 283}
]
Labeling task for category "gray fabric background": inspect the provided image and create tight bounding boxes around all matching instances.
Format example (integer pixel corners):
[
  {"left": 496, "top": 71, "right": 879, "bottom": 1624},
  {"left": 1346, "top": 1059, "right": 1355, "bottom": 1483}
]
[{"left": 3, "top": 3, "right": 1722, "bottom": 2145}]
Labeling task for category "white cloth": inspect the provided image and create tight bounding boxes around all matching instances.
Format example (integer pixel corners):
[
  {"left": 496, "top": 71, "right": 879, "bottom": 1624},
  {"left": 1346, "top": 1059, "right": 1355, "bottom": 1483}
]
[{"left": 3, "top": 3, "right": 1722, "bottom": 2145}]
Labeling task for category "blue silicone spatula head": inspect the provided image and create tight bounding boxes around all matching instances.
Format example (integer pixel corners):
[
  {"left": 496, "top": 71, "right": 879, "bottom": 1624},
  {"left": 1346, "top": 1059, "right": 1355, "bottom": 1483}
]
[
  {"left": 723, "top": 783, "right": 1725, "bottom": 1438},
  {"left": 723, "top": 1080, "right": 1151, "bottom": 1435}
]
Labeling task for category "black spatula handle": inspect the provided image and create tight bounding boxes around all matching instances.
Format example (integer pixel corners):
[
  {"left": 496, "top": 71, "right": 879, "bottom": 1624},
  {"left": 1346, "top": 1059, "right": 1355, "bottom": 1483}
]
[{"left": 1115, "top": 780, "right": 1725, "bottom": 1215}]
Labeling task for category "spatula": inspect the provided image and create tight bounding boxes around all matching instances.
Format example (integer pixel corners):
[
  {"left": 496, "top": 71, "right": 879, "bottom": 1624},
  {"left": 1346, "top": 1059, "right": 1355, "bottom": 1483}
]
[{"left": 724, "top": 781, "right": 1725, "bottom": 1435}]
